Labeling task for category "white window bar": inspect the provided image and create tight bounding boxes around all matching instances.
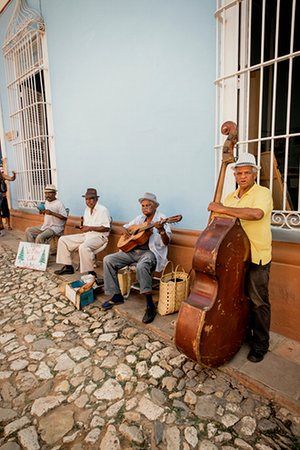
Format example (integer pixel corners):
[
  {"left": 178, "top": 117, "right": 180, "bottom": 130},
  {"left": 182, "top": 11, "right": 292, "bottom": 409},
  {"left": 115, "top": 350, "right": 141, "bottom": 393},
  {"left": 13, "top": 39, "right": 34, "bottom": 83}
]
[
  {"left": 268, "top": 0, "right": 280, "bottom": 191},
  {"left": 238, "top": 0, "right": 250, "bottom": 145},
  {"left": 283, "top": 0, "right": 297, "bottom": 212},
  {"left": 245, "top": 0, "right": 252, "bottom": 148},
  {"left": 2, "top": 0, "right": 56, "bottom": 209},
  {"left": 215, "top": 0, "right": 300, "bottom": 230},
  {"left": 215, "top": 0, "right": 240, "bottom": 192},
  {"left": 215, "top": 49, "right": 300, "bottom": 84},
  {"left": 256, "top": 0, "right": 266, "bottom": 185}
]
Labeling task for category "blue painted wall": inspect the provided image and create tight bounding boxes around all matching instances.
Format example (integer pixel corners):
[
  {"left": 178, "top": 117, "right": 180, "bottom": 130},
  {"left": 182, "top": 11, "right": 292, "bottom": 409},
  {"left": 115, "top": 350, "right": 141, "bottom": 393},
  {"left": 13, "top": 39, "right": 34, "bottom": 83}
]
[{"left": 0, "top": 0, "right": 216, "bottom": 230}]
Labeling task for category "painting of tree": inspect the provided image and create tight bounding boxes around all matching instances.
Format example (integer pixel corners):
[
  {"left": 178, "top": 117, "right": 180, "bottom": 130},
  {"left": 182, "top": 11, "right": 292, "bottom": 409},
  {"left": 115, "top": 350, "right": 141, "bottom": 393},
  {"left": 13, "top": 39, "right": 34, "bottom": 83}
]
[
  {"left": 15, "top": 242, "right": 50, "bottom": 271},
  {"left": 18, "top": 245, "right": 25, "bottom": 262}
]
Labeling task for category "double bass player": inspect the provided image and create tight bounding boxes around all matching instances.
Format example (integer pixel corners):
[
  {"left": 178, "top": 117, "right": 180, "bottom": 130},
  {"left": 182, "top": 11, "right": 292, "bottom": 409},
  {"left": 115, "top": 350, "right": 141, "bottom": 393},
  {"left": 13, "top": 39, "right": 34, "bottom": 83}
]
[{"left": 208, "top": 153, "right": 273, "bottom": 363}]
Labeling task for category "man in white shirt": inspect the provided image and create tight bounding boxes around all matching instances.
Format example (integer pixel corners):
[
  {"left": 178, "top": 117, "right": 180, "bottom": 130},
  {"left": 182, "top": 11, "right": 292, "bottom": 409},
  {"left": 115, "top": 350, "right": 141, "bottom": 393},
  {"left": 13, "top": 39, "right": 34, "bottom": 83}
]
[
  {"left": 25, "top": 185, "right": 67, "bottom": 244},
  {"left": 55, "top": 188, "right": 111, "bottom": 275},
  {"left": 102, "top": 192, "right": 171, "bottom": 324}
]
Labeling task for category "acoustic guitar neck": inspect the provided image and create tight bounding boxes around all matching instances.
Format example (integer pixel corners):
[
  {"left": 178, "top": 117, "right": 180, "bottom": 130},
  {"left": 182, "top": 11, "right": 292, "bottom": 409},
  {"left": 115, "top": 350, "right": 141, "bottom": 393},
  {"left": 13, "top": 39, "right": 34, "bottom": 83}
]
[{"left": 127, "top": 215, "right": 182, "bottom": 235}]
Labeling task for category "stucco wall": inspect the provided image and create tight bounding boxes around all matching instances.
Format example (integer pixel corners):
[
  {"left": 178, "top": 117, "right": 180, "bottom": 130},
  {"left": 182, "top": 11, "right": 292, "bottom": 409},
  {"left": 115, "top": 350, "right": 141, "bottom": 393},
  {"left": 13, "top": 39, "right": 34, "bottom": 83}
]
[{"left": 0, "top": 0, "right": 216, "bottom": 230}]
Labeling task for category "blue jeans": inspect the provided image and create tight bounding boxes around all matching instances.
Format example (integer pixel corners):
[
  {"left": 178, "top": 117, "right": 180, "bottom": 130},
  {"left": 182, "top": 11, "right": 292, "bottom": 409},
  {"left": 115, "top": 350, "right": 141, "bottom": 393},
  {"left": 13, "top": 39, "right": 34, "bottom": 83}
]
[{"left": 103, "top": 249, "right": 156, "bottom": 295}]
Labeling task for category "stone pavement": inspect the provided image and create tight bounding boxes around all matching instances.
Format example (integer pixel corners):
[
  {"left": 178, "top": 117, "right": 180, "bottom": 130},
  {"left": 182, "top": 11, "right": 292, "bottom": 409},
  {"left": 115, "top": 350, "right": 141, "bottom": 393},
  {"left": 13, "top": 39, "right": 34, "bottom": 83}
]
[{"left": 0, "top": 231, "right": 299, "bottom": 449}]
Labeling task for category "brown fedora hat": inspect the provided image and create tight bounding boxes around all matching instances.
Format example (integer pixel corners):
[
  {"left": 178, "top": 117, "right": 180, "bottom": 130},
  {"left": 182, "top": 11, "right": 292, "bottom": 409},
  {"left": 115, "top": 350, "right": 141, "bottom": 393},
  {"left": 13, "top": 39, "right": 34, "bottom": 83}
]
[{"left": 82, "top": 188, "right": 99, "bottom": 198}]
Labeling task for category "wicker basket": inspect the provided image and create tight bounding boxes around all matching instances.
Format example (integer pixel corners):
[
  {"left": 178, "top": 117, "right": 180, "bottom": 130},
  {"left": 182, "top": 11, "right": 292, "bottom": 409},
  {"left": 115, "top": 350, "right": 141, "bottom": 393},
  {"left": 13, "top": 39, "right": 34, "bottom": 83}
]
[
  {"left": 117, "top": 266, "right": 136, "bottom": 298},
  {"left": 158, "top": 262, "right": 190, "bottom": 316}
]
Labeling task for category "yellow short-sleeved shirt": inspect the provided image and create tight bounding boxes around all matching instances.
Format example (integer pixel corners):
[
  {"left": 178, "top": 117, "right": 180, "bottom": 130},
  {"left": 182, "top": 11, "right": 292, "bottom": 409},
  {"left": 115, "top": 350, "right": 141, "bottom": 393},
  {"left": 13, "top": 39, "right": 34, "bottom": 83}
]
[{"left": 224, "top": 183, "right": 273, "bottom": 265}]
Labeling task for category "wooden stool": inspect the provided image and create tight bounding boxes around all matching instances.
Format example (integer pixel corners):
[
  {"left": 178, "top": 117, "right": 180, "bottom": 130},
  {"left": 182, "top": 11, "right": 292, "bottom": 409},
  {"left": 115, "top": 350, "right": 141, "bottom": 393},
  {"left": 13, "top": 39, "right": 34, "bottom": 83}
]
[{"left": 49, "top": 235, "right": 60, "bottom": 255}]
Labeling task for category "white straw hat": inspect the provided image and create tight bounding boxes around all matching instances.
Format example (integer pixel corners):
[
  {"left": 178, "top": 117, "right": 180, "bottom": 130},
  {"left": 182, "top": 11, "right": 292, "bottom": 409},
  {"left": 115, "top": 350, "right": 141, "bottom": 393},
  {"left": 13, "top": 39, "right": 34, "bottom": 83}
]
[
  {"left": 232, "top": 153, "right": 260, "bottom": 170},
  {"left": 138, "top": 192, "right": 159, "bottom": 206},
  {"left": 44, "top": 184, "right": 57, "bottom": 192}
]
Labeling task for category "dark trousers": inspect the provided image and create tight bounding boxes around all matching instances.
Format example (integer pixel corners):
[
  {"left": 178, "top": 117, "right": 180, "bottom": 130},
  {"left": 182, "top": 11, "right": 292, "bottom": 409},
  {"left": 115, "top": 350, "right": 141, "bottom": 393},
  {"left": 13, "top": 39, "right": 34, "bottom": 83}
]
[
  {"left": 246, "top": 262, "right": 271, "bottom": 354},
  {"left": 0, "top": 196, "right": 10, "bottom": 218}
]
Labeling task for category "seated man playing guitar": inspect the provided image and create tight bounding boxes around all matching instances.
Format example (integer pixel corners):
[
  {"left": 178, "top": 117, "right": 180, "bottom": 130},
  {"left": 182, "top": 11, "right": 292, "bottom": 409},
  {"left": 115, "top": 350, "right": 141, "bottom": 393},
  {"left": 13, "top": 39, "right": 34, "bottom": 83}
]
[{"left": 102, "top": 192, "right": 172, "bottom": 324}]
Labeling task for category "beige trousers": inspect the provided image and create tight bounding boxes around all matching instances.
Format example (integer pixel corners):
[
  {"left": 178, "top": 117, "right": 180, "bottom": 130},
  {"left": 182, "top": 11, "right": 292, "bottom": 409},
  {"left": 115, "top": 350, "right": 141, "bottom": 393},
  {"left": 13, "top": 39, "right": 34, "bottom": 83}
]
[{"left": 56, "top": 233, "right": 108, "bottom": 273}]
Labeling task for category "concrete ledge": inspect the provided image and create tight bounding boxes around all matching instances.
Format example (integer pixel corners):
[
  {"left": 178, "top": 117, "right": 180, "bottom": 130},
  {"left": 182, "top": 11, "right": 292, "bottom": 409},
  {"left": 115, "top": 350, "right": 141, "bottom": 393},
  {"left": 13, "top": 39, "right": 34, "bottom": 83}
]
[{"left": 272, "top": 226, "right": 300, "bottom": 243}]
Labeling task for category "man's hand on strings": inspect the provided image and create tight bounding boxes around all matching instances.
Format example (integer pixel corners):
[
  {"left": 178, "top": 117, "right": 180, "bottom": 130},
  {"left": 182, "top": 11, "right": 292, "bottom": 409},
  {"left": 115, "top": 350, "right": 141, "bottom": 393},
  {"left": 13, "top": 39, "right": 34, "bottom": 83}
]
[
  {"left": 154, "top": 219, "right": 165, "bottom": 232},
  {"left": 123, "top": 228, "right": 131, "bottom": 237}
]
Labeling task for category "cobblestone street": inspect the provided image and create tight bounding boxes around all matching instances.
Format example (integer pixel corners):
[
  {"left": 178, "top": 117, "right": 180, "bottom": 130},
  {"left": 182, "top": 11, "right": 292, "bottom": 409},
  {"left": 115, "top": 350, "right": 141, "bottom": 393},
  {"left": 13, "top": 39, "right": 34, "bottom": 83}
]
[{"left": 0, "top": 243, "right": 299, "bottom": 450}]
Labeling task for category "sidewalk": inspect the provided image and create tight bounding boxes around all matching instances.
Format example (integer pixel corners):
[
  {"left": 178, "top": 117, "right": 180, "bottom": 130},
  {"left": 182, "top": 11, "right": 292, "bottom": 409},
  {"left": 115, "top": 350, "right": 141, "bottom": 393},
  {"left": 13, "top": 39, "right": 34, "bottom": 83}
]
[{"left": 3, "top": 229, "right": 300, "bottom": 415}]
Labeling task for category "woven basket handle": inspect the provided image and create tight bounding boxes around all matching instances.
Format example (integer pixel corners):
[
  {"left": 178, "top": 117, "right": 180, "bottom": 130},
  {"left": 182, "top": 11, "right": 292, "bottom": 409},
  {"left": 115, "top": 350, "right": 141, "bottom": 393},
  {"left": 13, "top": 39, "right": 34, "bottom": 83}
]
[
  {"left": 174, "top": 264, "right": 186, "bottom": 276},
  {"left": 161, "top": 260, "right": 174, "bottom": 278},
  {"left": 174, "top": 265, "right": 191, "bottom": 299},
  {"left": 175, "top": 265, "right": 192, "bottom": 278}
]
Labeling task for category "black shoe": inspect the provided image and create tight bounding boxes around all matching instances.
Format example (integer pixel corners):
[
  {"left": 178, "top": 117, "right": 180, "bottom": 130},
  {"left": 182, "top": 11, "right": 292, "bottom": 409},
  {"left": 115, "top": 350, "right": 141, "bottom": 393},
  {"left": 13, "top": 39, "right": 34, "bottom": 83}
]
[
  {"left": 54, "top": 265, "right": 74, "bottom": 275},
  {"left": 142, "top": 307, "right": 157, "bottom": 324},
  {"left": 102, "top": 294, "right": 124, "bottom": 311},
  {"left": 88, "top": 271, "right": 98, "bottom": 278},
  {"left": 95, "top": 277, "right": 104, "bottom": 287},
  {"left": 247, "top": 349, "right": 266, "bottom": 363}
]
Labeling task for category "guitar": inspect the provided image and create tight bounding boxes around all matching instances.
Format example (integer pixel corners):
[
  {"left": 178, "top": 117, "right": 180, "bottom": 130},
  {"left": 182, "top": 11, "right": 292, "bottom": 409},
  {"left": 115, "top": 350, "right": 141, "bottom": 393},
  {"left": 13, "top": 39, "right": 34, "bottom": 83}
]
[{"left": 117, "top": 215, "right": 182, "bottom": 252}]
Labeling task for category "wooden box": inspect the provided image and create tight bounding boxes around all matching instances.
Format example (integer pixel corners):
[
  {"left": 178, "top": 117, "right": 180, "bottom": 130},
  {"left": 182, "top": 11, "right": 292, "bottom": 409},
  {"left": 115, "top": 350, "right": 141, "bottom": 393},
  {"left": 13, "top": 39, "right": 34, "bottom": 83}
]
[{"left": 65, "top": 280, "right": 95, "bottom": 310}]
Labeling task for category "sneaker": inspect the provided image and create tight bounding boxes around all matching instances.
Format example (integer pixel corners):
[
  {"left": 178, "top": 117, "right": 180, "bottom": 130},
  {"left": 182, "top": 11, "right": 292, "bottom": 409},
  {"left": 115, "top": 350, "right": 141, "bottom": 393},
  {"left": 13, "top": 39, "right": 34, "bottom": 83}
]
[{"left": 247, "top": 349, "right": 266, "bottom": 363}]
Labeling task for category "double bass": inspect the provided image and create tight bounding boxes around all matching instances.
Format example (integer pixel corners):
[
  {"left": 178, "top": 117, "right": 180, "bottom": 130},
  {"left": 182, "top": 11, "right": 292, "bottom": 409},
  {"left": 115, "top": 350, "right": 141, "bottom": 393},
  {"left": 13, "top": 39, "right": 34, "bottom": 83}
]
[{"left": 175, "top": 121, "right": 250, "bottom": 367}]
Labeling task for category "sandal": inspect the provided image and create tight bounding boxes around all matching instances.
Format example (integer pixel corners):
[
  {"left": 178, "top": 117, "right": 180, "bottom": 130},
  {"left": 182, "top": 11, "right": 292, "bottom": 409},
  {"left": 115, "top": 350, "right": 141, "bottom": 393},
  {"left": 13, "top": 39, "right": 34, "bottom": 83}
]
[{"left": 102, "top": 299, "right": 124, "bottom": 310}]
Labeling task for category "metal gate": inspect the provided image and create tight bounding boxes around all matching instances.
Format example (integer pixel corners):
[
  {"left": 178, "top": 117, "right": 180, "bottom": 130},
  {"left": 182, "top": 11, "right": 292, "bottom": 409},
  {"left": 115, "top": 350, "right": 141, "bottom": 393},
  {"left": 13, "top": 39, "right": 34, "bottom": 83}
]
[
  {"left": 2, "top": 0, "right": 56, "bottom": 208},
  {"left": 215, "top": 0, "right": 300, "bottom": 230}
]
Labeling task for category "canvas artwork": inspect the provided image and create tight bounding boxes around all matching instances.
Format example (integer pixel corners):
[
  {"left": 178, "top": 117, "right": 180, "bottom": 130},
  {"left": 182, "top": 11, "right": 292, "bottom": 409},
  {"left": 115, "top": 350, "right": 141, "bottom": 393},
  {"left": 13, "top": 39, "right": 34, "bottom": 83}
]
[{"left": 15, "top": 242, "right": 50, "bottom": 271}]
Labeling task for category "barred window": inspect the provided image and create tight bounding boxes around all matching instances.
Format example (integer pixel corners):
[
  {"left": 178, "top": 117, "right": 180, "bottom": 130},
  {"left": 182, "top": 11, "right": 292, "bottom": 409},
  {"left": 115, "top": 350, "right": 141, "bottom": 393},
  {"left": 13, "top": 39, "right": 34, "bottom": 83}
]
[
  {"left": 215, "top": 0, "right": 300, "bottom": 230},
  {"left": 2, "top": 0, "right": 56, "bottom": 208}
]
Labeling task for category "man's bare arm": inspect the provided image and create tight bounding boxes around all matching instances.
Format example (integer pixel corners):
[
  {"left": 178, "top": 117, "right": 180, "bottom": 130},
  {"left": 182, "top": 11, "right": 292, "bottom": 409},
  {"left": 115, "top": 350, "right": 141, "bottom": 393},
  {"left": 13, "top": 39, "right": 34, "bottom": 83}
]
[
  {"left": 208, "top": 202, "right": 264, "bottom": 221},
  {"left": 3, "top": 171, "right": 16, "bottom": 181},
  {"left": 80, "top": 225, "right": 110, "bottom": 232},
  {"left": 44, "top": 210, "right": 67, "bottom": 220}
]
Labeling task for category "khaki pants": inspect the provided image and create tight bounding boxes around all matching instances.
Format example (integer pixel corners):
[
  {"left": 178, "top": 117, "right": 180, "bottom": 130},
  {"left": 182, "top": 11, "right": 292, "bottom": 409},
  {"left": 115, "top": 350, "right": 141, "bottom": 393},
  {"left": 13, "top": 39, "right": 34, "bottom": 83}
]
[
  {"left": 56, "top": 233, "right": 108, "bottom": 273},
  {"left": 25, "top": 226, "right": 56, "bottom": 244}
]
